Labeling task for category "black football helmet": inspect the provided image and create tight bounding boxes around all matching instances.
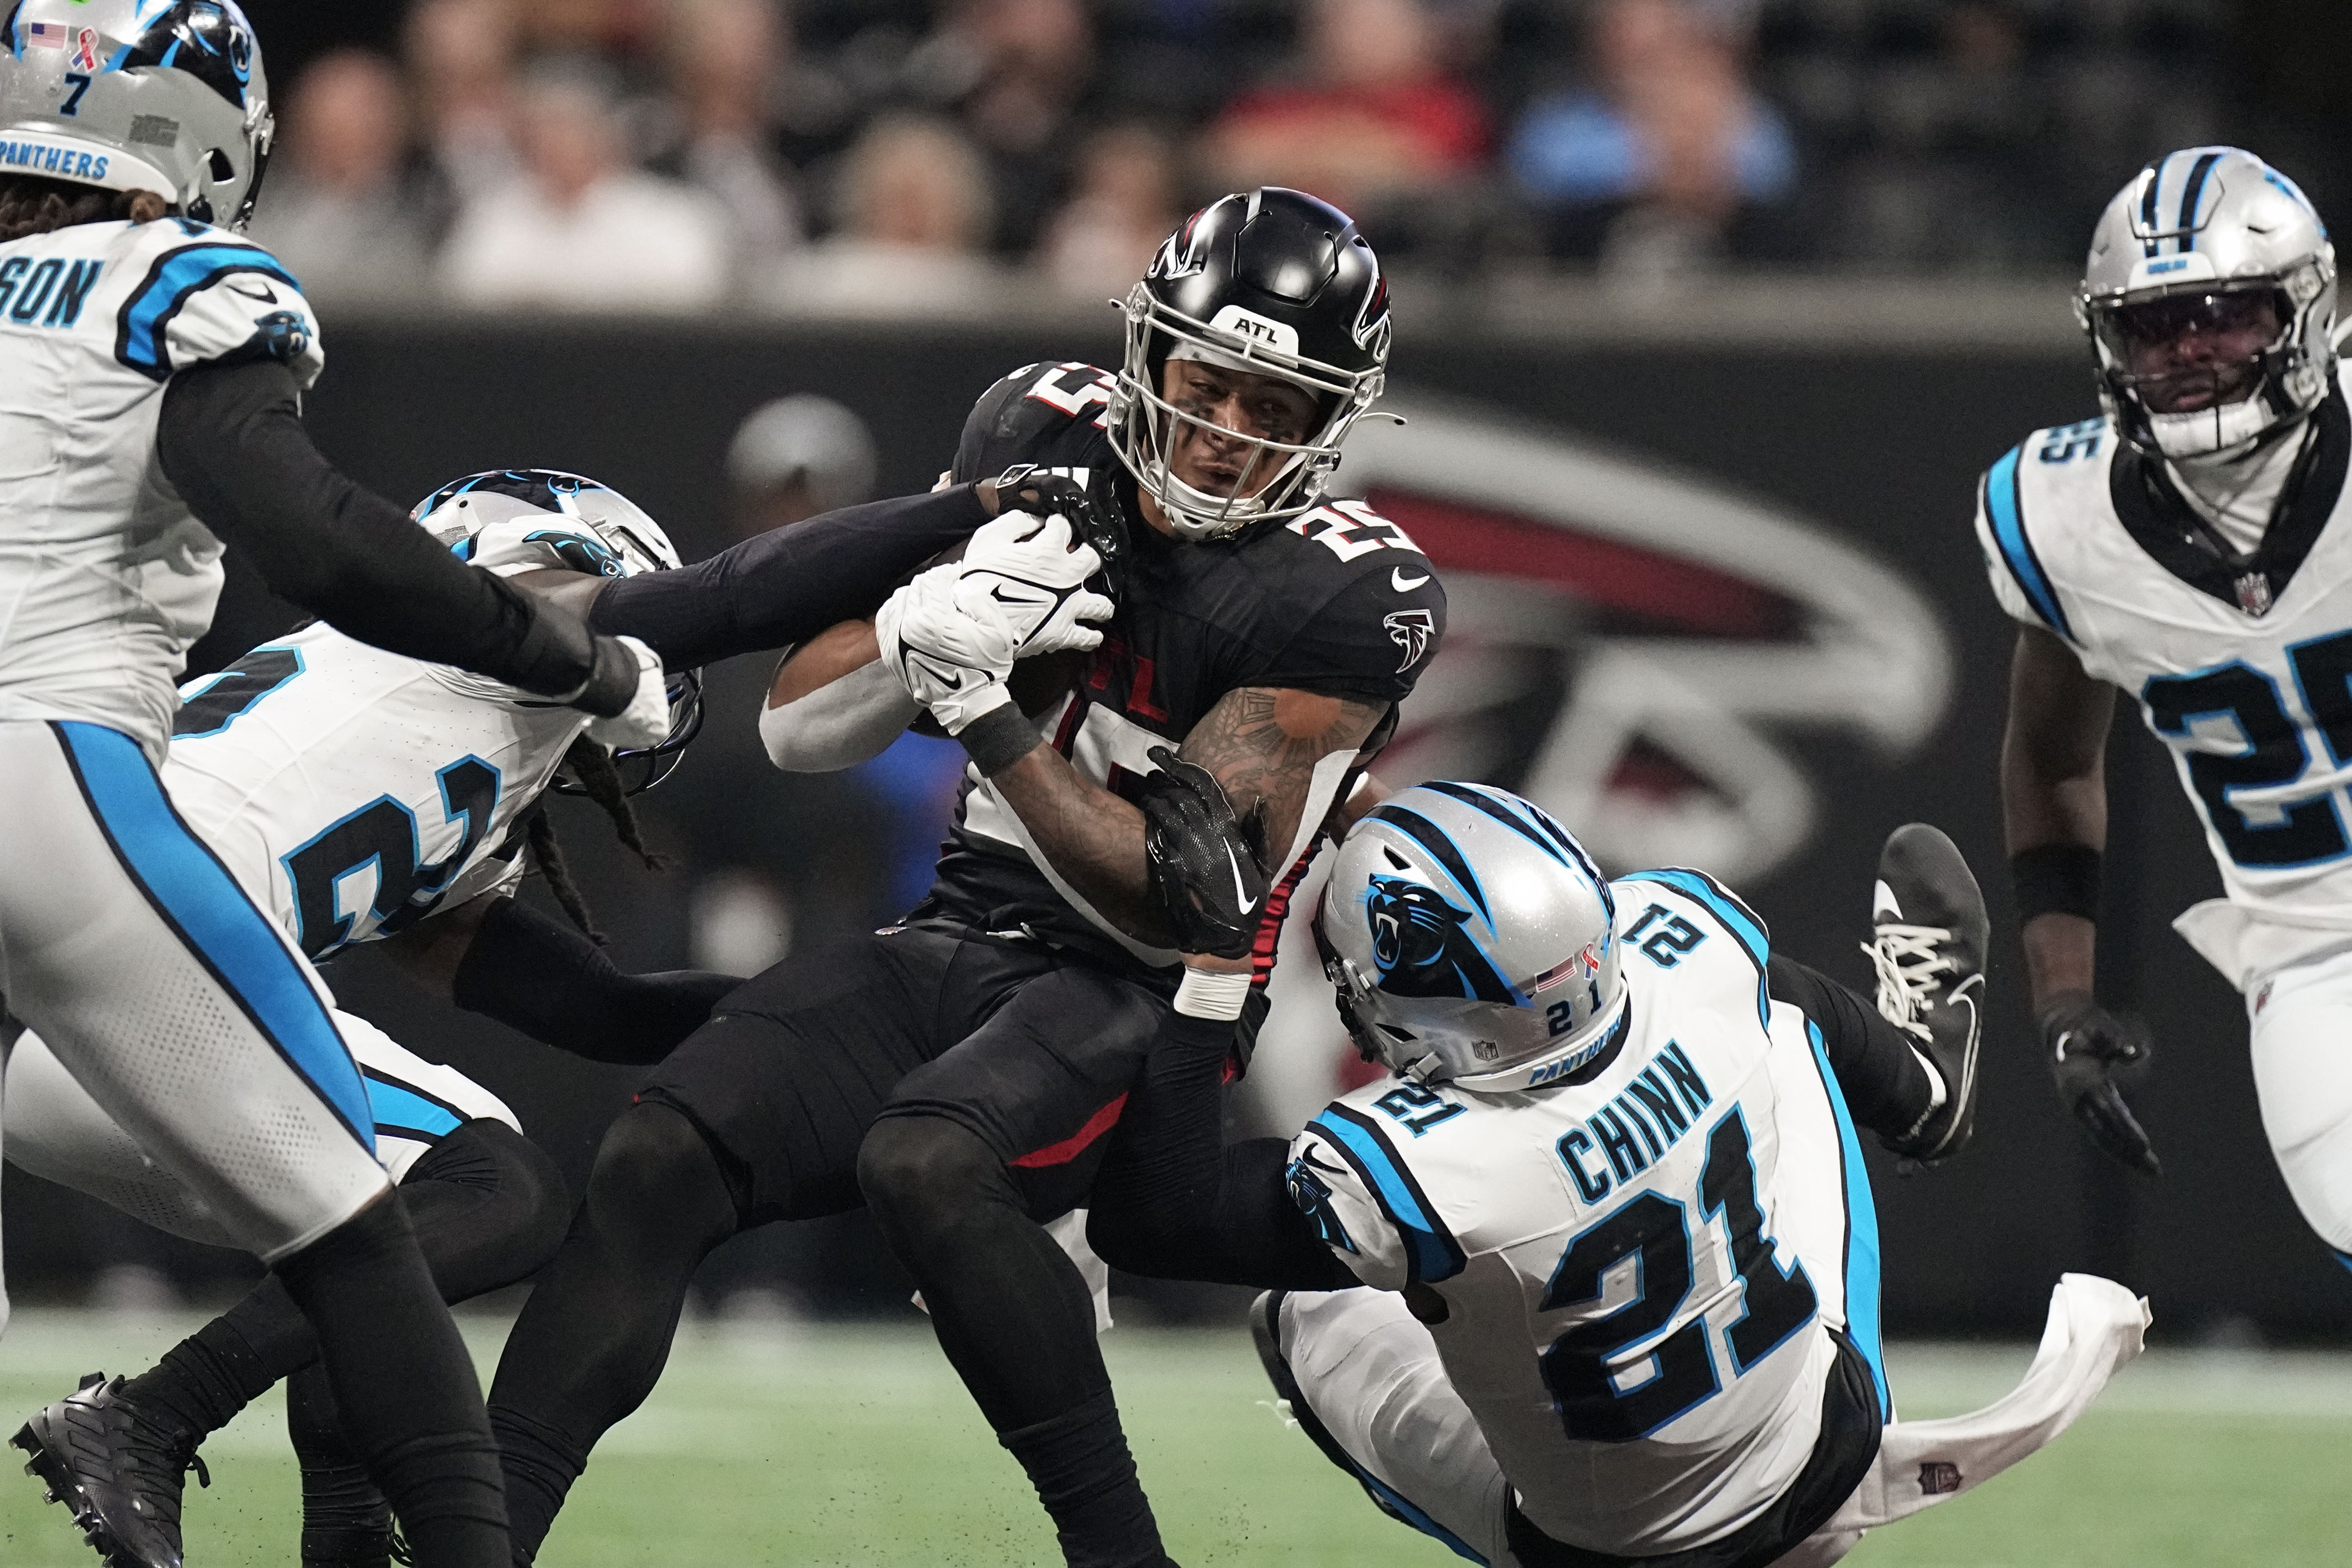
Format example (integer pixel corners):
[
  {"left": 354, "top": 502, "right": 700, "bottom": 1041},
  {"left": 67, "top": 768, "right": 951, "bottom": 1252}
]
[{"left": 1108, "top": 188, "right": 1392, "bottom": 541}]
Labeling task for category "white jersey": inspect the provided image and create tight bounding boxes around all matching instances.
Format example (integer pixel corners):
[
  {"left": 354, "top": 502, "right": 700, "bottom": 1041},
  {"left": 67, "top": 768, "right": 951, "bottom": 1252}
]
[
  {"left": 163, "top": 618, "right": 592, "bottom": 962},
  {"left": 0, "top": 217, "right": 324, "bottom": 758},
  {"left": 1285, "top": 871, "right": 1876, "bottom": 1556},
  {"left": 1976, "top": 374, "right": 2352, "bottom": 985}
]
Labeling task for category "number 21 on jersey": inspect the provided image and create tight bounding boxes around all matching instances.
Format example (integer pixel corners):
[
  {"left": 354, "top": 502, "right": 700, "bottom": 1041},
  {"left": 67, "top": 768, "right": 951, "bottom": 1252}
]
[{"left": 1541, "top": 1109, "right": 1816, "bottom": 1442}]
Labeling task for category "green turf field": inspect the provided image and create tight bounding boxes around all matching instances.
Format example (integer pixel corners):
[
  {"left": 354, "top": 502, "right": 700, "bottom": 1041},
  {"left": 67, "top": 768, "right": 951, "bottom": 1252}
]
[{"left": 3, "top": 1308, "right": 2345, "bottom": 1566}]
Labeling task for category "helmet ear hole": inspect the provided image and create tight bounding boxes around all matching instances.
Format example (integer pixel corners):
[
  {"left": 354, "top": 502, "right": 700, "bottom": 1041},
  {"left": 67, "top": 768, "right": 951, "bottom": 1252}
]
[{"left": 206, "top": 148, "right": 236, "bottom": 184}]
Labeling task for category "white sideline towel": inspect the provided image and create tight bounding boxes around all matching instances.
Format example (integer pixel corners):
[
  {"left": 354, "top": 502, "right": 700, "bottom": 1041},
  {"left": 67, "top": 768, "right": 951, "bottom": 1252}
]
[{"left": 1781, "top": 1272, "right": 2149, "bottom": 1565}]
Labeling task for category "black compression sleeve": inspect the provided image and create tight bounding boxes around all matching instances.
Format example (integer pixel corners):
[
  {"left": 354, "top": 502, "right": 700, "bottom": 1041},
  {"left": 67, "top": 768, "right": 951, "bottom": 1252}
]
[
  {"left": 451, "top": 898, "right": 740, "bottom": 1066},
  {"left": 1087, "top": 1012, "right": 1355, "bottom": 1291},
  {"left": 1766, "top": 953, "right": 1937, "bottom": 1146},
  {"left": 590, "top": 485, "right": 990, "bottom": 669},
  {"left": 157, "top": 360, "right": 613, "bottom": 701}
]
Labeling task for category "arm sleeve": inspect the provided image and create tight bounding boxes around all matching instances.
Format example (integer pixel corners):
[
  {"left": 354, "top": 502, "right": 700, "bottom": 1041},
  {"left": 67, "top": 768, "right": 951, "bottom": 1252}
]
[
  {"left": 1255, "top": 566, "right": 1448, "bottom": 705},
  {"left": 591, "top": 486, "right": 990, "bottom": 669},
  {"left": 449, "top": 897, "right": 740, "bottom": 1066},
  {"left": 1766, "top": 953, "right": 1939, "bottom": 1149},
  {"left": 759, "top": 658, "right": 923, "bottom": 773},
  {"left": 156, "top": 360, "right": 607, "bottom": 700},
  {"left": 1084, "top": 1010, "right": 1360, "bottom": 1291}
]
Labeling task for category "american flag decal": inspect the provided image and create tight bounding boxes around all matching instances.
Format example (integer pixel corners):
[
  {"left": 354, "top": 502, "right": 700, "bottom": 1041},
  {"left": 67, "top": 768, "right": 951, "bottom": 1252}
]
[{"left": 26, "top": 21, "right": 69, "bottom": 48}]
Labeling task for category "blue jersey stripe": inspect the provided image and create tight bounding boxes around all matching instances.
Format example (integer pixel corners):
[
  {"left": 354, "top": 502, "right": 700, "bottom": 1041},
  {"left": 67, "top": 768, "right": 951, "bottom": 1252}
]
[
  {"left": 1312, "top": 1107, "right": 1466, "bottom": 1285},
  {"left": 114, "top": 243, "right": 302, "bottom": 380},
  {"left": 1805, "top": 1021, "right": 1889, "bottom": 1419},
  {"left": 56, "top": 723, "right": 372, "bottom": 1150},
  {"left": 365, "top": 1076, "right": 465, "bottom": 1143},
  {"left": 1983, "top": 446, "right": 2073, "bottom": 641}
]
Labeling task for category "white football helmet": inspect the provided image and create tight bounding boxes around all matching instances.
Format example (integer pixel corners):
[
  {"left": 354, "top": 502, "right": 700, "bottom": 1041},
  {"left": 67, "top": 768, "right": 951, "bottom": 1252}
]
[
  {"left": 1315, "top": 782, "right": 1627, "bottom": 1093},
  {"left": 412, "top": 469, "right": 699, "bottom": 791},
  {"left": 0, "top": 0, "right": 274, "bottom": 229},
  {"left": 2078, "top": 147, "right": 2337, "bottom": 460}
]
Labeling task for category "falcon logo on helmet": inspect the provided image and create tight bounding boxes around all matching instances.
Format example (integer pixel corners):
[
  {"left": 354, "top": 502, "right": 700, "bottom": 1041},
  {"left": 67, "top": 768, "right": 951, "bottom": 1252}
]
[{"left": 1107, "top": 187, "right": 1392, "bottom": 542}]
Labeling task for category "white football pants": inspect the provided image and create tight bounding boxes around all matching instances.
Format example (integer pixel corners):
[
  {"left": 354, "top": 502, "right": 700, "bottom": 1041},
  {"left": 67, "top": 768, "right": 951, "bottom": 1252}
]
[
  {"left": 1271, "top": 1275, "right": 2146, "bottom": 1568},
  {"left": 2247, "top": 947, "right": 2352, "bottom": 1266},
  {"left": 0, "top": 721, "right": 388, "bottom": 1331}
]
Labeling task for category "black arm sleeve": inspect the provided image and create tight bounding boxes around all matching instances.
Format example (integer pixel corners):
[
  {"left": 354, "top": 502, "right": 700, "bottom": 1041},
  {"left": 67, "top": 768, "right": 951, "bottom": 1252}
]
[
  {"left": 589, "top": 485, "right": 991, "bottom": 669},
  {"left": 1087, "top": 1011, "right": 1358, "bottom": 1291},
  {"left": 450, "top": 897, "right": 741, "bottom": 1066},
  {"left": 1767, "top": 953, "right": 1937, "bottom": 1147},
  {"left": 157, "top": 360, "right": 614, "bottom": 702}
]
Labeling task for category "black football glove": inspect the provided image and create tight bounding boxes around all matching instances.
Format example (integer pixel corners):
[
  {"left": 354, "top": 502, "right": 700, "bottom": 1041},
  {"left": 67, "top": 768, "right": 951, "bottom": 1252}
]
[
  {"left": 1138, "top": 745, "right": 1268, "bottom": 960},
  {"left": 2041, "top": 991, "right": 2160, "bottom": 1177},
  {"left": 992, "top": 464, "right": 1129, "bottom": 598}
]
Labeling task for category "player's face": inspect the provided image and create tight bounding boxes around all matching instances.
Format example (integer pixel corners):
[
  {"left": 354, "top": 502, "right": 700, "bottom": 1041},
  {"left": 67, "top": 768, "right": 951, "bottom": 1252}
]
[
  {"left": 1157, "top": 360, "right": 1325, "bottom": 500},
  {"left": 2113, "top": 289, "right": 2284, "bottom": 414}
]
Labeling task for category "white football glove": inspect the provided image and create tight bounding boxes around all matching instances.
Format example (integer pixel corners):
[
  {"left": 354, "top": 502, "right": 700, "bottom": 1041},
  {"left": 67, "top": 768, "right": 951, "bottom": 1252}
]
[
  {"left": 954, "top": 509, "right": 1115, "bottom": 659},
  {"left": 875, "top": 563, "right": 1023, "bottom": 735},
  {"left": 584, "top": 635, "right": 674, "bottom": 750}
]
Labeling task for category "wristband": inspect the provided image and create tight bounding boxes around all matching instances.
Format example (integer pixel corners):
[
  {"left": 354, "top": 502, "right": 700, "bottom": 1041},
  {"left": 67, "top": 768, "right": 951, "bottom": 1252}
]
[
  {"left": 2012, "top": 842, "right": 2101, "bottom": 923},
  {"left": 958, "top": 699, "right": 1043, "bottom": 776},
  {"left": 1174, "top": 966, "right": 1253, "bottom": 1021}
]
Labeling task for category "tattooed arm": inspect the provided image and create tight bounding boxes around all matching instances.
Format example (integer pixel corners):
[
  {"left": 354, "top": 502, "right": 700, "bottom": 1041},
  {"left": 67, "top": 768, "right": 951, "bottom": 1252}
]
[{"left": 984, "top": 684, "right": 1386, "bottom": 946}]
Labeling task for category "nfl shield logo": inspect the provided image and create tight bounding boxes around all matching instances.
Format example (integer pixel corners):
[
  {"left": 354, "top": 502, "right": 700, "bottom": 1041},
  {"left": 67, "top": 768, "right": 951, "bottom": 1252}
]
[
  {"left": 2236, "top": 572, "right": 2274, "bottom": 615},
  {"left": 1917, "top": 1461, "right": 1962, "bottom": 1496}
]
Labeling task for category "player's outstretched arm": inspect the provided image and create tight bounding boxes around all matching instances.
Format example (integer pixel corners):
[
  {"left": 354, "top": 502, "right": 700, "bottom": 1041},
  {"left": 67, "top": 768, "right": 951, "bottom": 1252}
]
[
  {"left": 2002, "top": 626, "right": 2159, "bottom": 1174},
  {"left": 587, "top": 483, "right": 997, "bottom": 670},
  {"left": 157, "top": 360, "right": 650, "bottom": 722},
  {"left": 377, "top": 894, "right": 741, "bottom": 1066}
]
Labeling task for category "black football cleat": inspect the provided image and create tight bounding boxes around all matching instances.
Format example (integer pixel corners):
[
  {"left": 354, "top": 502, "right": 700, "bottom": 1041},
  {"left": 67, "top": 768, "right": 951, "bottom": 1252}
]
[
  {"left": 13, "top": 1372, "right": 208, "bottom": 1568},
  {"left": 1863, "top": 823, "right": 1989, "bottom": 1166}
]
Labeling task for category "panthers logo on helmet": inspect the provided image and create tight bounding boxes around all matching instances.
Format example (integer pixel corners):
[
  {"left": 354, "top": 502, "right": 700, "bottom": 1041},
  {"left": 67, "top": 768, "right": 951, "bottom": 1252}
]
[{"left": 1365, "top": 875, "right": 1514, "bottom": 1004}]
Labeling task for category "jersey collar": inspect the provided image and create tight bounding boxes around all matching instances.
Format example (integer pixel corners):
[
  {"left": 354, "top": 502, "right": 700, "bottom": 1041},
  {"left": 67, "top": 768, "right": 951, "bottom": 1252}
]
[{"left": 2109, "top": 382, "right": 2350, "bottom": 617}]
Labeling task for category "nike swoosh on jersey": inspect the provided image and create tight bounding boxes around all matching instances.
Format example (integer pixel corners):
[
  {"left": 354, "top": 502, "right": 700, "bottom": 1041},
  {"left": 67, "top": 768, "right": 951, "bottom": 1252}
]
[
  {"left": 226, "top": 280, "right": 280, "bottom": 304},
  {"left": 1391, "top": 568, "right": 1431, "bottom": 591}
]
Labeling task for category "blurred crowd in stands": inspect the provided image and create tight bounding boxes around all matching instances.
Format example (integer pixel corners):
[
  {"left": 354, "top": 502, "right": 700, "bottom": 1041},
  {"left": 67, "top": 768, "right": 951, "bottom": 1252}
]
[{"left": 249, "top": 0, "right": 2235, "bottom": 311}]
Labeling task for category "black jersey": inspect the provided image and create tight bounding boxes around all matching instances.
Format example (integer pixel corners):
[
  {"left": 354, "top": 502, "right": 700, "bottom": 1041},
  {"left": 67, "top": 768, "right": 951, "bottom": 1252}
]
[{"left": 911, "top": 360, "right": 1448, "bottom": 973}]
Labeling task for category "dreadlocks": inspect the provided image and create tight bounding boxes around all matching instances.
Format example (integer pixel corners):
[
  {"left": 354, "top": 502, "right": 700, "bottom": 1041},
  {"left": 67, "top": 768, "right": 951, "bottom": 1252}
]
[
  {"left": 525, "top": 736, "right": 668, "bottom": 943},
  {"left": 0, "top": 176, "right": 168, "bottom": 243}
]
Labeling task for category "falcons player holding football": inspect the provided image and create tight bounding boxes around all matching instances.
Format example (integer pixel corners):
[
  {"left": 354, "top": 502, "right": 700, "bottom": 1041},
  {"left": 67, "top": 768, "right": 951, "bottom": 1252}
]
[
  {"left": 1984, "top": 148, "right": 2352, "bottom": 1270},
  {"left": 482, "top": 189, "right": 1446, "bottom": 1568}
]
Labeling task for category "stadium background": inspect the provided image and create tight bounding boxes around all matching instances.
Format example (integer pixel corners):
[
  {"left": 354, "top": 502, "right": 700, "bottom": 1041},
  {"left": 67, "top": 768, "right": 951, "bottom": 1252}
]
[{"left": 9, "top": 0, "right": 2352, "bottom": 1351}]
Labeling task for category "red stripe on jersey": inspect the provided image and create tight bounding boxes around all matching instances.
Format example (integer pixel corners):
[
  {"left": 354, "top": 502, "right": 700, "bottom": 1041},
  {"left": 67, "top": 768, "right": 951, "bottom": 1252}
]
[
  {"left": 1250, "top": 850, "right": 1318, "bottom": 987},
  {"left": 1010, "top": 1093, "right": 1130, "bottom": 1168}
]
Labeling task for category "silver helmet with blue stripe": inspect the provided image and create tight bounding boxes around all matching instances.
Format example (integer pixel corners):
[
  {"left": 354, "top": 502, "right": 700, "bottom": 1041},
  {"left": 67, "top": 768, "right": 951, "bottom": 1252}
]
[
  {"left": 413, "top": 470, "right": 701, "bottom": 794},
  {"left": 2079, "top": 147, "right": 2337, "bottom": 460},
  {"left": 1314, "top": 782, "right": 1626, "bottom": 1094},
  {"left": 0, "top": 0, "right": 274, "bottom": 230}
]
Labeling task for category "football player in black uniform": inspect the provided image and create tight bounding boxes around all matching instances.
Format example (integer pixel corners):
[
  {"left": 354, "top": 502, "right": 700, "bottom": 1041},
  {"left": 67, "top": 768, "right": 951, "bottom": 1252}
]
[{"left": 483, "top": 189, "right": 1447, "bottom": 1568}]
